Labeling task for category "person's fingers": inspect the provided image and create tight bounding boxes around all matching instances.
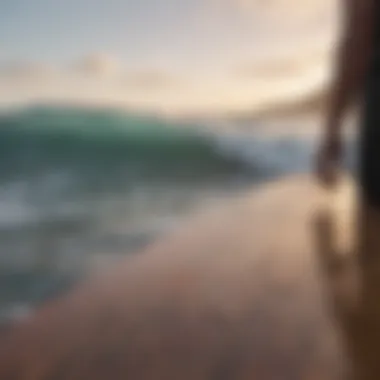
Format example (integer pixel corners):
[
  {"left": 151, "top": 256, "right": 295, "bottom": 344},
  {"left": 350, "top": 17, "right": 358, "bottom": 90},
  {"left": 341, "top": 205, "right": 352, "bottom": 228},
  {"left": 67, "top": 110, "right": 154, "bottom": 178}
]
[
  {"left": 322, "top": 166, "right": 340, "bottom": 189},
  {"left": 315, "top": 154, "right": 339, "bottom": 189}
]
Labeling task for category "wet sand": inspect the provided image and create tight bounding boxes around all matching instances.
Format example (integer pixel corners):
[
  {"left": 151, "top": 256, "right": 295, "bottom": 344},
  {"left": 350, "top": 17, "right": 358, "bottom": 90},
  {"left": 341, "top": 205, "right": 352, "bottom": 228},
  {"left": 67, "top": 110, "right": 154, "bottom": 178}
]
[{"left": 1, "top": 174, "right": 377, "bottom": 380}]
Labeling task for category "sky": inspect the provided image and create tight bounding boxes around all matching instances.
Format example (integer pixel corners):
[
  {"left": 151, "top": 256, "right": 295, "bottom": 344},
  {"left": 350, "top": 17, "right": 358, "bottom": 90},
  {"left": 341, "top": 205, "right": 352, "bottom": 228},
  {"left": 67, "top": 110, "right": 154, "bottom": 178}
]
[{"left": 0, "top": 0, "right": 339, "bottom": 115}]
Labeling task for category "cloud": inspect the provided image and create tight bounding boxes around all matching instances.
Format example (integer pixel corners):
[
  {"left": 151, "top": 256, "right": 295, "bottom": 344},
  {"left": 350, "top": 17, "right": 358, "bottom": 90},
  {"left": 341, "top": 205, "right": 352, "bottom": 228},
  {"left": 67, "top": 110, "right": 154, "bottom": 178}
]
[
  {"left": 122, "top": 70, "right": 181, "bottom": 91},
  {"left": 234, "top": 46, "right": 332, "bottom": 80},
  {"left": 235, "top": 59, "right": 308, "bottom": 79},
  {"left": 0, "top": 61, "right": 58, "bottom": 81},
  {"left": 73, "top": 53, "right": 123, "bottom": 77},
  {"left": 210, "top": 0, "right": 338, "bottom": 35},
  {"left": 0, "top": 39, "right": 333, "bottom": 116},
  {"left": 225, "top": 0, "right": 335, "bottom": 13}
]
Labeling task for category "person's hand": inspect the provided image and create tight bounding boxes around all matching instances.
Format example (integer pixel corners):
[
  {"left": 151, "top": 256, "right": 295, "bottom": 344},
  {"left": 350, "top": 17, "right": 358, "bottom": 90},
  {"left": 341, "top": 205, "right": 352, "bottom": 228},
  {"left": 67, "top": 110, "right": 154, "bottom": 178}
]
[{"left": 315, "top": 134, "right": 343, "bottom": 189}]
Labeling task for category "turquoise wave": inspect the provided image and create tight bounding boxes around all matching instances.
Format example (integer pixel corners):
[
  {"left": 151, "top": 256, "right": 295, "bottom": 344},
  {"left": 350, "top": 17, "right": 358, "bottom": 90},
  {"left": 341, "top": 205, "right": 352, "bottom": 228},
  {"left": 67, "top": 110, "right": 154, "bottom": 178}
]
[{"left": 0, "top": 106, "right": 247, "bottom": 183}]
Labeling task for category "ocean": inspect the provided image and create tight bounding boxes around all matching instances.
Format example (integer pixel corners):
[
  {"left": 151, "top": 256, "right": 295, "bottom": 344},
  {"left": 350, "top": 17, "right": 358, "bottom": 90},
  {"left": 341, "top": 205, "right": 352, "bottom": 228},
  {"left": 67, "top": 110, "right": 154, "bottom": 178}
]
[{"left": 0, "top": 106, "right": 353, "bottom": 326}]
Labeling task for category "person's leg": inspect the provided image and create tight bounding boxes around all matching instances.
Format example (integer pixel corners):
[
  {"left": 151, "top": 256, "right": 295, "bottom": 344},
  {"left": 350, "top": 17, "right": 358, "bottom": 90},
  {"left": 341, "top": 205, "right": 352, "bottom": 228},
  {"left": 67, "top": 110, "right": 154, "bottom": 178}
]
[{"left": 358, "top": 73, "right": 380, "bottom": 263}]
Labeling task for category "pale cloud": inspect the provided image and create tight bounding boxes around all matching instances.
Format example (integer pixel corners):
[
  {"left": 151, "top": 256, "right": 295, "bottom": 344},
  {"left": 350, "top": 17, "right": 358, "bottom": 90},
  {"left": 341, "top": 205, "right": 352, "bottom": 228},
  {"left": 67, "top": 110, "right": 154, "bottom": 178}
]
[
  {"left": 235, "top": 59, "right": 314, "bottom": 79},
  {"left": 205, "top": 0, "right": 338, "bottom": 64},
  {"left": 123, "top": 70, "right": 181, "bottom": 91},
  {"left": 73, "top": 53, "right": 123, "bottom": 77},
  {"left": 234, "top": 45, "right": 333, "bottom": 80},
  {"left": 223, "top": 0, "right": 336, "bottom": 14},
  {"left": 0, "top": 54, "right": 331, "bottom": 116},
  {"left": 0, "top": 61, "right": 59, "bottom": 81},
  {"left": 0, "top": 60, "right": 184, "bottom": 114}
]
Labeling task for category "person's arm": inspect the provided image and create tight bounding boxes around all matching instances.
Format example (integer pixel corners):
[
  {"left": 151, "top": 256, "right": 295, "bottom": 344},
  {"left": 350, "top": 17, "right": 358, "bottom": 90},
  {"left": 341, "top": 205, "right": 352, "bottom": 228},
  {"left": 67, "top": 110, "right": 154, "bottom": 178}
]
[
  {"left": 317, "top": 0, "right": 376, "bottom": 186},
  {"left": 325, "top": 0, "right": 375, "bottom": 140}
]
